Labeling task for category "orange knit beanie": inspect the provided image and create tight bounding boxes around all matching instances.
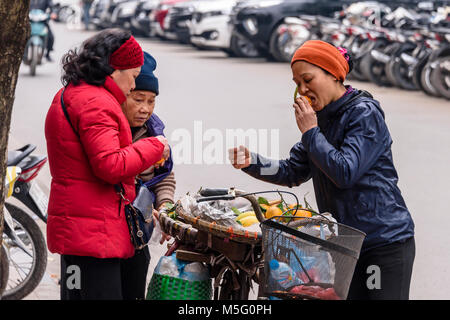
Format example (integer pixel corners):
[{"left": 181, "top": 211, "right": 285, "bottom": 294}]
[{"left": 291, "top": 40, "right": 349, "bottom": 82}]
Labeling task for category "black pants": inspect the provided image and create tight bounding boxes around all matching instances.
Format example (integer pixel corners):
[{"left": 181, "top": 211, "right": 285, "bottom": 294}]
[
  {"left": 347, "top": 237, "right": 415, "bottom": 300},
  {"left": 44, "top": 21, "right": 54, "bottom": 54},
  {"left": 60, "top": 247, "right": 150, "bottom": 300}
]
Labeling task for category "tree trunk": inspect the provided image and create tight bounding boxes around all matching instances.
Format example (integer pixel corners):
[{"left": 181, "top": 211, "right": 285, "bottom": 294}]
[{"left": 0, "top": 0, "right": 30, "bottom": 268}]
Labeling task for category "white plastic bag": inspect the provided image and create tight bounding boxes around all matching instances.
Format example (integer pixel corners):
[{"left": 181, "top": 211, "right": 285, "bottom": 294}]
[
  {"left": 180, "top": 194, "right": 244, "bottom": 230},
  {"left": 149, "top": 215, "right": 163, "bottom": 244}
]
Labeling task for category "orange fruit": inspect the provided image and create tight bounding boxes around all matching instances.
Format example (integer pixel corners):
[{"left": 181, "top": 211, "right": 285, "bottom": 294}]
[
  {"left": 302, "top": 96, "right": 312, "bottom": 105},
  {"left": 265, "top": 206, "right": 283, "bottom": 219},
  {"left": 268, "top": 199, "right": 282, "bottom": 206},
  {"left": 293, "top": 208, "right": 312, "bottom": 218}
]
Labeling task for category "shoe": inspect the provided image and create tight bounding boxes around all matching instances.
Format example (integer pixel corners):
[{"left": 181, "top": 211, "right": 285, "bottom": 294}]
[{"left": 46, "top": 54, "right": 53, "bottom": 62}]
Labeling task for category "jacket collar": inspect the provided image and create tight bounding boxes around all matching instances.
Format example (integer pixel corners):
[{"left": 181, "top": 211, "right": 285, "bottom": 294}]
[
  {"left": 316, "top": 86, "right": 362, "bottom": 127},
  {"left": 145, "top": 113, "right": 165, "bottom": 137},
  {"left": 103, "top": 76, "right": 126, "bottom": 105}
]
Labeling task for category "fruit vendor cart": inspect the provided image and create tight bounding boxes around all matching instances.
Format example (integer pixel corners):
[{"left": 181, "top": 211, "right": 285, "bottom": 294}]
[{"left": 155, "top": 188, "right": 366, "bottom": 300}]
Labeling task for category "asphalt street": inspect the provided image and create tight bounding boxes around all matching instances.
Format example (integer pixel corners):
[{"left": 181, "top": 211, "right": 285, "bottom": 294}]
[{"left": 7, "top": 21, "right": 450, "bottom": 300}]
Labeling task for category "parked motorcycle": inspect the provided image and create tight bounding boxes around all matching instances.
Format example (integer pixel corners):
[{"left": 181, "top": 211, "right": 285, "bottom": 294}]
[
  {"left": 23, "top": 9, "right": 50, "bottom": 76},
  {"left": 0, "top": 167, "right": 19, "bottom": 298},
  {"left": 1, "top": 145, "right": 48, "bottom": 300},
  {"left": 430, "top": 51, "right": 450, "bottom": 99},
  {"left": 8, "top": 144, "right": 48, "bottom": 224},
  {"left": 0, "top": 243, "right": 8, "bottom": 298},
  {"left": 1, "top": 164, "right": 47, "bottom": 300}
]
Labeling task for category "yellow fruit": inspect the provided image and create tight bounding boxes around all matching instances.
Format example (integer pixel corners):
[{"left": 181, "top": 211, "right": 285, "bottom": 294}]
[
  {"left": 294, "top": 209, "right": 312, "bottom": 218},
  {"left": 265, "top": 206, "right": 283, "bottom": 219},
  {"left": 260, "top": 204, "right": 269, "bottom": 211},
  {"left": 283, "top": 206, "right": 312, "bottom": 222},
  {"left": 236, "top": 211, "right": 256, "bottom": 221},
  {"left": 238, "top": 215, "right": 259, "bottom": 227}
]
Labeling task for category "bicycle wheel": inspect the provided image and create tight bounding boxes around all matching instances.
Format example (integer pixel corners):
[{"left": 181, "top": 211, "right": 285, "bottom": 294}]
[
  {"left": 2, "top": 203, "right": 47, "bottom": 300},
  {"left": 0, "top": 245, "right": 9, "bottom": 297}
]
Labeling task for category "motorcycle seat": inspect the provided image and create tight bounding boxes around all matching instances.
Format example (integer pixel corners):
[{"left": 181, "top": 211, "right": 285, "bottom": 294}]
[{"left": 7, "top": 144, "right": 36, "bottom": 166}]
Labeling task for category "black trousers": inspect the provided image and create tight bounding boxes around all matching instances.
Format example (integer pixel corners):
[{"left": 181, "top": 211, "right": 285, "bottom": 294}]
[
  {"left": 347, "top": 237, "right": 415, "bottom": 300},
  {"left": 44, "top": 21, "right": 54, "bottom": 54},
  {"left": 60, "top": 247, "right": 150, "bottom": 300}
]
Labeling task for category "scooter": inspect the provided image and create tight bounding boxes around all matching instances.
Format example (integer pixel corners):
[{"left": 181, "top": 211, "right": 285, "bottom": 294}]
[{"left": 22, "top": 9, "right": 50, "bottom": 76}]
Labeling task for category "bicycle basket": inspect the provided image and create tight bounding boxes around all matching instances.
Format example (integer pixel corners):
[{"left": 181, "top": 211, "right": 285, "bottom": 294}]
[{"left": 261, "top": 215, "right": 365, "bottom": 300}]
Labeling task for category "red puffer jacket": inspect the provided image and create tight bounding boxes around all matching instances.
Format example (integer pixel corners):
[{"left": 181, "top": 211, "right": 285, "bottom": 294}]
[{"left": 45, "top": 76, "right": 164, "bottom": 259}]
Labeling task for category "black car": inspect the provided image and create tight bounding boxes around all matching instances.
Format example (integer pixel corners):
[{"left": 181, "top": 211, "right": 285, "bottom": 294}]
[
  {"left": 130, "top": 0, "right": 160, "bottom": 37},
  {"left": 231, "top": 0, "right": 358, "bottom": 59}
]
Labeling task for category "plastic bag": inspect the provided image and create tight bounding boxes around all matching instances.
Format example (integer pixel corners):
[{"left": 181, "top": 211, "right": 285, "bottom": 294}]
[
  {"left": 296, "top": 213, "right": 338, "bottom": 239},
  {"left": 149, "top": 215, "right": 163, "bottom": 244},
  {"left": 153, "top": 253, "right": 210, "bottom": 282},
  {"left": 292, "top": 246, "right": 336, "bottom": 284},
  {"left": 182, "top": 262, "right": 210, "bottom": 281},
  {"left": 180, "top": 194, "right": 244, "bottom": 230},
  {"left": 154, "top": 254, "right": 181, "bottom": 278}
]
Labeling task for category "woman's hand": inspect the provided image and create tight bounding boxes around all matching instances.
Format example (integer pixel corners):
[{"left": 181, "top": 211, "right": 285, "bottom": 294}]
[
  {"left": 293, "top": 96, "right": 318, "bottom": 134},
  {"left": 228, "top": 145, "right": 251, "bottom": 169},
  {"left": 155, "top": 135, "right": 170, "bottom": 160}
]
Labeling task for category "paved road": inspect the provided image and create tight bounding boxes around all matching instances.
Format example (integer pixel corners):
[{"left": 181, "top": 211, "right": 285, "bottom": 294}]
[{"left": 8, "top": 21, "right": 450, "bottom": 300}]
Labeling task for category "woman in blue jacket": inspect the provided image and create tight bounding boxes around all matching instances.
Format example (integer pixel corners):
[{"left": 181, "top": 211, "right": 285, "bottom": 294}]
[{"left": 229, "top": 40, "right": 415, "bottom": 300}]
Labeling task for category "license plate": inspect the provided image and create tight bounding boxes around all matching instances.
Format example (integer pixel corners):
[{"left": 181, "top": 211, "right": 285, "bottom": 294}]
[{"left": 29, "top": 182, "right": 48, "bottom": 218}]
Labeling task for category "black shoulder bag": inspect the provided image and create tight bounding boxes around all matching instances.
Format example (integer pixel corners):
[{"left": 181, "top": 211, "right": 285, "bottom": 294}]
[{"left": 60, "top": 88, "right": 154, "bottom": 250}]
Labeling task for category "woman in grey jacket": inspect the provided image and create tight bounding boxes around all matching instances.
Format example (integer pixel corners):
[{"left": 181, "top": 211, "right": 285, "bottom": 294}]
[{"left": 229, "top": 40, "right": 415, "bottom": 300}]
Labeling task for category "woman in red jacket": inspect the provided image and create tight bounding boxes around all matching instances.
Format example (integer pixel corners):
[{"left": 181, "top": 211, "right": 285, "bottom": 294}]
[{"left": 44, "top": 28, "right": 169, "bottom": 300}]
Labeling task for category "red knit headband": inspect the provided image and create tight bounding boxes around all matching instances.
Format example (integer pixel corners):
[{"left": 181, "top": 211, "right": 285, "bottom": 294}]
[
  {"left": 291, "top": 40, "right": 349, "bottom": 82},
  {"left": 109, "top": 35, "right": 144, "bottom": 70}
]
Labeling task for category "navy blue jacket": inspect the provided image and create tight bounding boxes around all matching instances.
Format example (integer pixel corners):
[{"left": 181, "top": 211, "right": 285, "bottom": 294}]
[{"left": 243, "top": 88, "right": 414, "bottom": 251}]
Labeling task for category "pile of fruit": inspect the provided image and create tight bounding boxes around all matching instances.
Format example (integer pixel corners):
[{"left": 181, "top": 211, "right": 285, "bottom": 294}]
[{"left": 234, "top": 197, "right": 316, "bottom": 227}]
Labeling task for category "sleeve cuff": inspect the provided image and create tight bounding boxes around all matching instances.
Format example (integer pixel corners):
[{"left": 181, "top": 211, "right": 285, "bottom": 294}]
[{"left": 301, "top": 126, "right": 319, "bottom": 152}]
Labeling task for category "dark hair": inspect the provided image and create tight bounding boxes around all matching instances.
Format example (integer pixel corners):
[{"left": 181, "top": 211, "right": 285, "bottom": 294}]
[
  {"left": 343, "top": 51, "right": 354, "bottom": 74},
  {"left": 61, "top": 28, "right": 132, "bottom": 86},
  {"left": 324, "top": 41, "right": 354, "bottom": 81}
]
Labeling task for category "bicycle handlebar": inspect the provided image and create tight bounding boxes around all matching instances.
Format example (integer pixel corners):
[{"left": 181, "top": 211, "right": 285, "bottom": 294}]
[{"left": 196, "top": 188, "right": 266, "bottom": 223}]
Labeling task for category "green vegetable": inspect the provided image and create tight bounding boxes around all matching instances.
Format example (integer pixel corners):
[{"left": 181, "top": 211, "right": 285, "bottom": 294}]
[
  {"left": 231, "top": 207, "right": 241, "bottom": 216},
  {"left": 257, "top": 197, "right": 269, "bottom": 205}
]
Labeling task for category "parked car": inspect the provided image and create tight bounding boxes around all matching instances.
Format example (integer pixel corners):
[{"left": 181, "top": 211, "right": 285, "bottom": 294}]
[
  {"left": 189, "top": 0, "right": 238, "bottom": 52},
  {"left": 231, "top": 0, "right": 357, "bottom": 60},
  {"left": 149, "top": 0, "right": 190, "bottom": 38},
  {"left": 131, "top": 0, "right": 161, "bottom": 36},
  {"left": 91, "top": 0, "right": 130, "bottom": 29},
  {"left": 111, "top": 0, "right": 142, "bottom": 30},
  {"left": 109, "top": 0, "right": 160, "bottom": 36},
  {"left": 225, "top": 0, "right": 264, "bottom": 57},
  {"left": 163, "top": 0, "right": 201, "bottom": 42}
]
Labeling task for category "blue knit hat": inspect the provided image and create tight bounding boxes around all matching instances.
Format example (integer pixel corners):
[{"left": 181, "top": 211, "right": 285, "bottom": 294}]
[{"left": 134, "top": 51, "right": 159, "bottom": 95}]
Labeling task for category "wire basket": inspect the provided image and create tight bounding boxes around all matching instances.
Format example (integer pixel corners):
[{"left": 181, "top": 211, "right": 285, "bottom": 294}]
[
  {"left": 146, "top": 273, "right": 213, "bottom": 300},
  {"left": 261, "top": 215, "right": 365, "bottom": 300}
]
